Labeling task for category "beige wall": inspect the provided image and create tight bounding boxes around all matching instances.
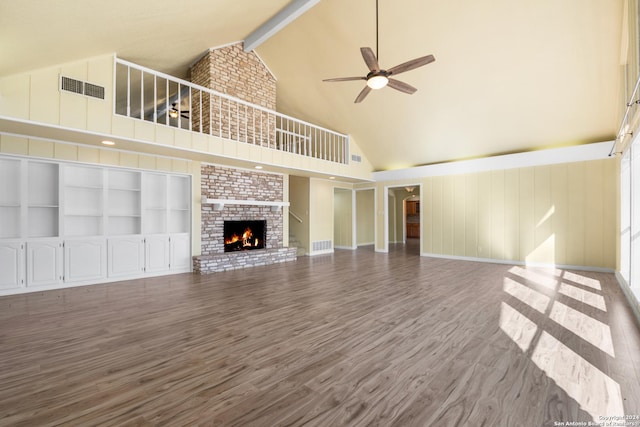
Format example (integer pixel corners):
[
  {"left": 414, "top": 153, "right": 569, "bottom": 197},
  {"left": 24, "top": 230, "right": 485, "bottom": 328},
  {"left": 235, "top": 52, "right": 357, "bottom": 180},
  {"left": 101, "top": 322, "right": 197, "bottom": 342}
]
[
  {"left": 419, "top": 159, "right": 616, "bottom": 269},
  {"left": 0, "top": 134, "right": 202, "bottom": 255},
  {"left": 333, "top": 188, "right": 353, "bottom": 248},
  {"left": 289, "top": 176, "right": 310, "bottom": 253},
  {"left": 356, "top": 189, "right": 375, "bottom": 246},
  {"left": 0, "top": 54, "right": 374, "bottom": 181},
  {"left": 309, "top": 178, "right": 336, "bottom": 250}
]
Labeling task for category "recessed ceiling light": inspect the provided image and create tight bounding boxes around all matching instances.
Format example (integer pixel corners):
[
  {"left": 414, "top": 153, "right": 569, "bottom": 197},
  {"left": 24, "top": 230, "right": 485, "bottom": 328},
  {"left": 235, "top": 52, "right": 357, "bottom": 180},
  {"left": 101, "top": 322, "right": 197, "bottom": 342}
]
[
  {"left": 101, "top": 140, "right": 115, "bottom": 146},
  {"left": 255, "top": 165, "right": 263, "bottom": 170},
  {"left": 329, "top": 176, "right": 335, "bottom": 180}
]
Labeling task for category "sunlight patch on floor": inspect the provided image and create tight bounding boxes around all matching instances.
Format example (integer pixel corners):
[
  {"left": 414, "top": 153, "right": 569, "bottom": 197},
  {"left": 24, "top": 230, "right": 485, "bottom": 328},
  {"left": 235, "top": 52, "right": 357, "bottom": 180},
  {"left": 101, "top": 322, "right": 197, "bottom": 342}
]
[
  {"left": 548, "top": 301, "right": 615, "bottom": 357},
  {"left": 499, "top": 301, "right": 538, "bottom": 352},
  {"left": 558, "top": 282, "right": 607, "bottom": 312},
  {"left": 531, "top": 331, "right": 623, "bottom": 420},
  {"left": 503, "top": 277, "right": 551, "bottom": 313},
  {"left": 562, "top": 271, "right": 602, "bottom": 291},
  {"left": 508, "top": 266, "right": 560, "bottom": 291}
]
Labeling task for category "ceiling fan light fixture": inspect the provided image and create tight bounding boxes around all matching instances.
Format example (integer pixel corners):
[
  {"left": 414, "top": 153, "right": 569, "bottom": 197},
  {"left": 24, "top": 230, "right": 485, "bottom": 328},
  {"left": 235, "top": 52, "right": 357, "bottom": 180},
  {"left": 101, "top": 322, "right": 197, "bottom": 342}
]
[
  {"left": 367, "top": 75, "right": 388, "bottom": 90},
  {"left": 169, "top": 109, "right": 179, "bottom": 119}
]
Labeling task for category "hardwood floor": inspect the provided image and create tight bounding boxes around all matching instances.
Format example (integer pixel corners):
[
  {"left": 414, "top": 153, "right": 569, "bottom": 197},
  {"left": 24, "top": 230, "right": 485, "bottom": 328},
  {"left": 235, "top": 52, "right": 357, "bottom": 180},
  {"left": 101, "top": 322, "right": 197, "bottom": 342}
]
[{"left": 1, "top": 243, "right": 639, "bottom": 426}]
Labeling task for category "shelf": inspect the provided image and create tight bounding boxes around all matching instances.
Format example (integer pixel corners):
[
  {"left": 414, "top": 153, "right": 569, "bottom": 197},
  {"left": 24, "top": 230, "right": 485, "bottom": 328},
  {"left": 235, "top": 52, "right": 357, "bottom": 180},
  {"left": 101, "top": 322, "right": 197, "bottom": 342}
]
[
  {"left": 64, "top": 213, "right": 103, "bottom": 217},
  {"left": 65, "top": 184, "right": 103, "bottom": 190},
  {"left": 0, "top": 203, "right": 20, "bottom": 208},
  {"left": 108, "top": 187, "right": 141, "bottom": 192},
  {"left": 29, "top": 205, "right": 59, "bottom": 208},
  {"left": 108, "top": 214, "right": 142, "bottom": 218},
  {"left": 203, "top": 198, "right": 290, "bottom": 211},
  {"left": 169, "top": 208, "right": 190, "bottom": 212}
]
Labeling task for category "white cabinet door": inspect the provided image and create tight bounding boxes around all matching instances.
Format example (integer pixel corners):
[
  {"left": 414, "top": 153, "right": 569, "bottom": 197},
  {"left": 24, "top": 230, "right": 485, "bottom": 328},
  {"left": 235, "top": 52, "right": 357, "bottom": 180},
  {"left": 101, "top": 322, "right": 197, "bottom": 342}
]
[
  {"left": 108, "top": 236, "right": 145, "bottom": 278},
  {"left": 26, "top": 240, "right": 62, "bottom": 287},
  {"left": 64, "top": 238, "right": 107, "bottom": 283},
  {"left": 170, "top": 233, "right": 191, "bottom": 271},
  {"left": 0, "top": 241, "right": 24, "bottom": 290},
  {"left": 145, "top": 235, "right": 170, "bottom": 273}
]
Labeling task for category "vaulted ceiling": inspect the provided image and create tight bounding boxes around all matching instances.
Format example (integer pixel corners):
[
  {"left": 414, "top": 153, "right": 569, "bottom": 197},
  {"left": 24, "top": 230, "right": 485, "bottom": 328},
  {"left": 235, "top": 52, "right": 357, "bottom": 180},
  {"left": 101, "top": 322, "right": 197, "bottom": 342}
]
[{"left": 0, "top": 0, "right": 623, "bottom": 171}]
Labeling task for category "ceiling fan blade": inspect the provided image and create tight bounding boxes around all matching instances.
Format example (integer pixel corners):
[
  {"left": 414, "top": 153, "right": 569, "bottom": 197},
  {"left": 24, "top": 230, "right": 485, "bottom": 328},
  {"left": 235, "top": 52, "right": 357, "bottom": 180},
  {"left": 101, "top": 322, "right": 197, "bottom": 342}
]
[
  {"left": 354, "top": 86, "right": 372, "bottom": 103},
  {"left": 360, "top": 47, "right": 380, "bottom": 72},
  {"left": 181, "top": 113, "right": 189, "bottom": 119},
  {"left": 387, "top": 78, "right": 417, "bottom": 94},
  {"left": 387, "top": 54, "right": 435, "bottom": 76},
  {"left": 323, "top": 77, "right": 366, "bottom": 82}
]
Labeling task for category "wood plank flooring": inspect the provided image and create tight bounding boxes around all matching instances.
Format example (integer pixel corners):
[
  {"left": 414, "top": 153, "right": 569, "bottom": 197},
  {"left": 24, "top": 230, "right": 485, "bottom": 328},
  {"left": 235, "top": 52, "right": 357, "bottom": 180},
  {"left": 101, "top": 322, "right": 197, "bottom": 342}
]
[{"left": 1, "top": 242, "right": 639, "bottom": 426}]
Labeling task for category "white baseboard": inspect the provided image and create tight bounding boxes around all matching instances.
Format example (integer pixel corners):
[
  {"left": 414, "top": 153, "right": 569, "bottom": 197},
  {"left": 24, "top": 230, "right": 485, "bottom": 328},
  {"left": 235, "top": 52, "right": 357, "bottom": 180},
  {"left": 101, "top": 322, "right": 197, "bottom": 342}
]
[
  {"left": 357, "top": 242, "right": 375, "bottom": 247},
  {"left": 335, "top": 245, "right": 357, "bottom": 250},
  {"left": 308, "top": 249, "right": 334, "bottom": 256},
  {"left": 420, "top": 252, "right": 615, "bottom": 273},
  {"left": 615, "top": 272, "right": 640, "bottom": 327}
]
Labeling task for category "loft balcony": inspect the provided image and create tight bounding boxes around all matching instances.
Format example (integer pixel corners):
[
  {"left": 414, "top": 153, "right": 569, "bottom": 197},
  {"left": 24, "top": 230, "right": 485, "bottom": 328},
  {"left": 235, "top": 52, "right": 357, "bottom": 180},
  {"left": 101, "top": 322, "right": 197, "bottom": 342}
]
[{"left": 114, "top": 58, "right": 349, "bottom": 165}]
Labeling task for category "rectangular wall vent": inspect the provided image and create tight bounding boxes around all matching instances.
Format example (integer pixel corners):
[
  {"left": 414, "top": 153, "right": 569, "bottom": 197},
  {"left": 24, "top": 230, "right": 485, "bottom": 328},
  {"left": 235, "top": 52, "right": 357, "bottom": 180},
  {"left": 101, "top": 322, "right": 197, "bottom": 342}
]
[
  {"left": 84, "top": 82, "right": 105, "bottom": 99},
  {"left": 351, "top": 154, "right": 362, "bottom": 163},
  {"left": 60, "top": 76, "right": 105, "bottom": 100},
  {"left": 312, "top": 240, "right": 332, "bottom": 252},
  {"left": 61, "top": 76, "right": 83, "bottom": 95}
]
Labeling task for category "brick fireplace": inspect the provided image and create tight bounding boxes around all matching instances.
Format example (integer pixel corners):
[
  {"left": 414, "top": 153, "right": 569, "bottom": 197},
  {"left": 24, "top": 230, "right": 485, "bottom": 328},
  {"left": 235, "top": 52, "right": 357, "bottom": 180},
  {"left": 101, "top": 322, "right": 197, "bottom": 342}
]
[{"left": 193, "top": 164, "right": 296, "bottom": 273}]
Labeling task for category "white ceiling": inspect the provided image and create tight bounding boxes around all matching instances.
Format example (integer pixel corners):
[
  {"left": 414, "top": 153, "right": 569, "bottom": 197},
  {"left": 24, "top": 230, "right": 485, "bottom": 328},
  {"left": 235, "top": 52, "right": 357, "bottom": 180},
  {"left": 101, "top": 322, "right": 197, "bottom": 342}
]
[{"left": 0, "top": 0, "right": 623, "bottom": 171}]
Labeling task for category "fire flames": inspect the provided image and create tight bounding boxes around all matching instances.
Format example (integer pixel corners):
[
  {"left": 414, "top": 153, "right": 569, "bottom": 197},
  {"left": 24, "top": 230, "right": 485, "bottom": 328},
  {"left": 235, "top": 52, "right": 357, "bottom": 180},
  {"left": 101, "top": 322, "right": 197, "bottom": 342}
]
[{"left": 225, "top": 227, "right": 260, "bottom": 248}]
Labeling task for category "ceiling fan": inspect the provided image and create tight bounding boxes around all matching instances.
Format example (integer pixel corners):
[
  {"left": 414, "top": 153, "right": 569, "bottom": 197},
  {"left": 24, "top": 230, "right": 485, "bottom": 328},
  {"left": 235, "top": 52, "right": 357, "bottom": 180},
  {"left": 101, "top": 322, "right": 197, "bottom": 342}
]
[
  {"left": 323, "top": 0, "right": 435, "bottom": 103},
  {"left": 169, "top": 102, "right": 189, "bottom": 119}
]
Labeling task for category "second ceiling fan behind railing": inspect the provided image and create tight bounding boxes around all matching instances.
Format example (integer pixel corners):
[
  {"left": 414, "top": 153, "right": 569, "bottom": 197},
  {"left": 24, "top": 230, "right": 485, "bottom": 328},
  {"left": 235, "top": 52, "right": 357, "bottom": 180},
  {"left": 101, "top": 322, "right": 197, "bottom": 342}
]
[{"left": 323, "top": 0, "right": 436, "bottom": 103}]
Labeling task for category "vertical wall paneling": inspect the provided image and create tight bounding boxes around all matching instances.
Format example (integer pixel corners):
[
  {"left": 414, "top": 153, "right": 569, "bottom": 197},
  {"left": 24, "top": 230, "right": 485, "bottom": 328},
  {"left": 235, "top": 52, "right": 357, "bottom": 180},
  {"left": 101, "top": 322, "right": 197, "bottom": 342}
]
[
  {"left": 464, "top": 174, "right": 478, "bottom": 257},
  {"left": 453, "top": 175, "right": 466, "bottom": 255},
  {"left": 531, "top": 166, "right": 552, "bottom": 264},
  {"left": 442, "top": 177, "right": 454, "bottom": 254},
  {"left": 585, "top": 160, "right": 605, "bottom": 267},
  {"left": 491, "top": 170, "right": 505, "bottom": 260},
  {"left": 477, "top": 171, "right": 492, "bottom": 259},
  {"left": 87, "top": 55, "right": 113, "bottom": 134},
  {"left": 356, "top": 189, "right": 374, "bottom": 246},
  {"left": 504, "top": 168, "right": 520, "bottom": 260},
  {"left": 59, "top": 62, "right": 88, "bottom": 130},
  {"left": 431, "top": 177, "right": 443, "bottom": 254},
  {"left": 519, "top": 167, "right": 535, "bottom": 263},
  {"left": 566, "top": 162, "right": 586, "bottom": 266},
  {"left": 29, "top": 68, "right": 60, "bottom": 125},
  {"left": 423, "top": 178, "right": 433, "bottom": 254},
  {"left": 550, "top": 163, "right": 568, "bottom": 265},
  {"left": 603, "top": 159, "right": 616, "bottom": 268}
]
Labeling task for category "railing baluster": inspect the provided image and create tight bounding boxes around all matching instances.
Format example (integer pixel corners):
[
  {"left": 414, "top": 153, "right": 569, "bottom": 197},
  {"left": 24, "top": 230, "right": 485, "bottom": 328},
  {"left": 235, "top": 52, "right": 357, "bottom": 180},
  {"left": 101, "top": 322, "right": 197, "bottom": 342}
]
[
  {"left": 153, "top": 74, "right": 157, "bottom": 123},
  {"left": 114, "top": 58, "right": 349, "bottom": 163},
  {"left": 126, "top": 66, "right": 131, "bottom": 117},
  {"left": 140, "top": 71, "right": 144, "bottom": 120}
]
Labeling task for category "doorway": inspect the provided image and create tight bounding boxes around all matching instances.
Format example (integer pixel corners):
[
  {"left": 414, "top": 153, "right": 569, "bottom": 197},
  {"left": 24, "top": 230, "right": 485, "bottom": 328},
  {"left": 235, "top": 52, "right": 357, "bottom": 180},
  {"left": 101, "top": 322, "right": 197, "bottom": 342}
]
[{"left": 385, "top": 185, "right": 421, "bottom": 254}]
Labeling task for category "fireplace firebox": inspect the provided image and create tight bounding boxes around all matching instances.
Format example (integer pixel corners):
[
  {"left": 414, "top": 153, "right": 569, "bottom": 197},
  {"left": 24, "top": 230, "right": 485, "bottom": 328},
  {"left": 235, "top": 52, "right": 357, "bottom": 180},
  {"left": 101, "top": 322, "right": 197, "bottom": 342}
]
[{"left": 223, "top": 220, "right": 266, "bottom": 252}]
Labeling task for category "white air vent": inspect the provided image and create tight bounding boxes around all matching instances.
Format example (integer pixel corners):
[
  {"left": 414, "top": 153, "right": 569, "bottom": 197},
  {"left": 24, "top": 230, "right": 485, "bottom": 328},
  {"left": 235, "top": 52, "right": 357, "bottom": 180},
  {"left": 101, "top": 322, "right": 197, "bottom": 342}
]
[
  {"left": 61, "top": 76, "right": 83, "bottom": 95},
  {"left": 84, "top": 82, "right": 105, "bottom": 99},
  {"left": 312, "top": 240, "right": 332, "bottom": 252},
  {"left": 60, "top": 76, "right": 105, "bottom": 100},
  {"left": 351, "top": 154, "right": 362, "bottom": 163}
]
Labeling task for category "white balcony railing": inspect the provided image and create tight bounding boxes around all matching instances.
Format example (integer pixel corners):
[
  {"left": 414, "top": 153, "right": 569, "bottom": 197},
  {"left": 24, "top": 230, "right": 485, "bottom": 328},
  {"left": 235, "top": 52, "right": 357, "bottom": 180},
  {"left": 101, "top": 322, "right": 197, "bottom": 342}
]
[{"left": 114, "top": 58, "right": 349, "bottom": 164}]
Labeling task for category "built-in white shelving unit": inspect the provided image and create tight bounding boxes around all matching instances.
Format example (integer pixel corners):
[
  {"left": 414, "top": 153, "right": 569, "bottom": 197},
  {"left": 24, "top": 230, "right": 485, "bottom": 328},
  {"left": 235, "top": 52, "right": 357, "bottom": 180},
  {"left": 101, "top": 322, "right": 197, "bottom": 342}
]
[
  {"left": 169, "top": 175, "right": 190, "bottom": 233},
  {"left": 27, "top": 161, "right": 59, "bottom": 238},
  {"left": 143, "top": 172, "right": 168, "bottom": 235},
  {"left": 0, "top": 159, "right": 21, "bottom": 239},
  {"left": 107, "top": 169, "right": 142, "bottom": 236},
  {"left": 0, "top": 155, "right": 192, "bottom": 295},
  {"left": 63, "top": 165, "right": 104, "bottom": 237}
]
